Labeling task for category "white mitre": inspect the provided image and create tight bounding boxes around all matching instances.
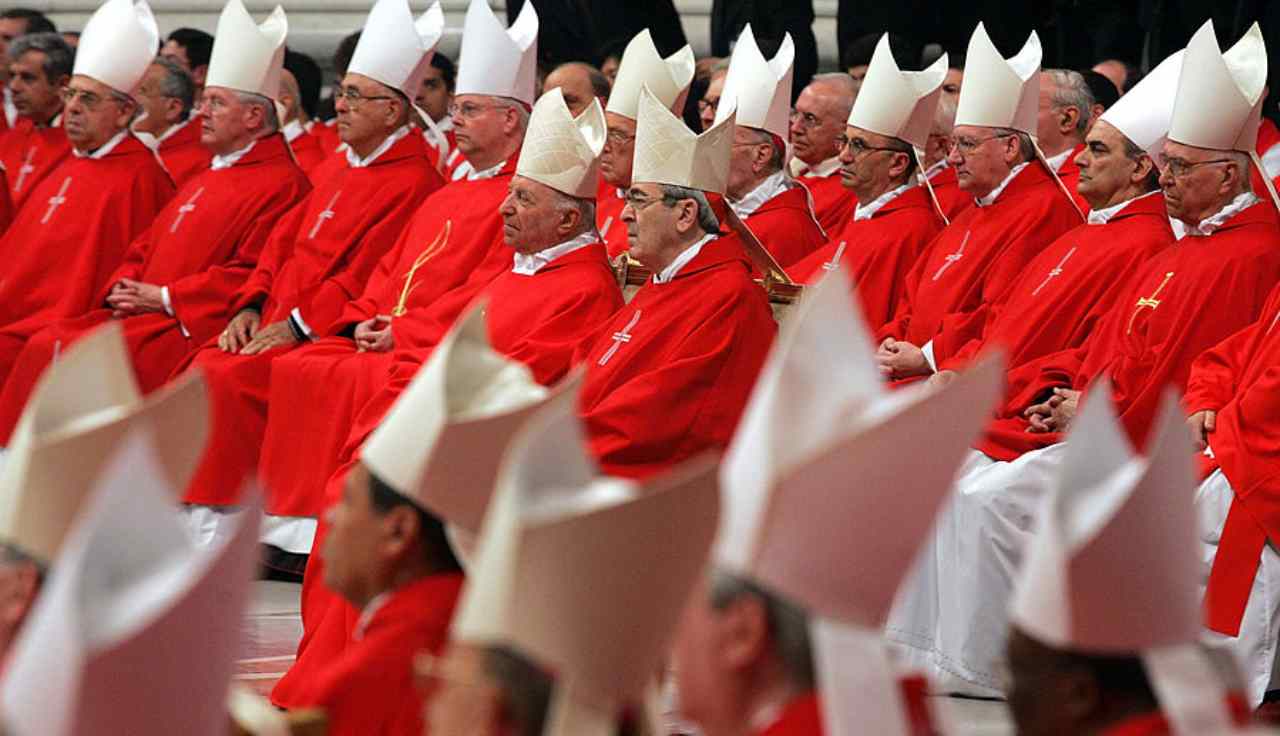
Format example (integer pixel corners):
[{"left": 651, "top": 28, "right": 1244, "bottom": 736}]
[
  {"left": 517, "top": 88, "right": 606, "bottom": 199},
  {"left": 1098, "top": 49, "right": 1184, "bottom": 157},
  {"left": 204, "top": 0, "right": 287, "bottom": 100},
  {"left": 714, "top": 24, "right": 794, "bottom": 141},
  {"left": 605, "top": 29, "right": 695, "bottom": 120},
  {"left": 348, "top": 0, "right": 445, "bottom": 102},
  {"left": 954, "top": 22, "right": 1039, "bottom": 135},
  {"left": 634, "top": 85, "right": 735, "bottom": 194},
  {"left": 455, "top": 0, "right": 539, "bottom": 105},
  {"left": 72, "top": 0, "right": 159, "bottom": 96}
]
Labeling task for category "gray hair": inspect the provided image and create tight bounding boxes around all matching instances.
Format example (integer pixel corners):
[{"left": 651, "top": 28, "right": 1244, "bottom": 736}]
[
  {"left": 7, "top": 32, "right": 72, "bottom": 81},
  {"left": 658, "top": 183, "right": 720, "bottom": 234},
  {"left": 489, "top": 95, "right": 530, "bottom": 131},
  {"left": 809, "top": 72, "right": 858, "bottom": 115},
  {"left": 235, "top": 90, "right": 279, "bottom": 134},
  {"left": 743, "top": 125, "right": 785, "bottom": 173},
  {"left": 990, "top": 126, "right": 1037, "bottom": 163},
  {"left": 153, "top": 57, "right": 195, "bottom": 118},
  {"left": 551, "top": 187, "right": 597, "bottom": 235},
  {"left": 709, "top": 570, "right": 814, "bottom": 691},
  {"left": 1044, "top": 69, "right": 1094, "bottom": 136}
]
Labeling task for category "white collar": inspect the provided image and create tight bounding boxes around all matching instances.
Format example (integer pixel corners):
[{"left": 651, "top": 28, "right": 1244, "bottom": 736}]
[
  {"left": 1046, "top": 147, "right": 1075, "bottom": 173},
  {"left": 345, "top": 124, "right": 411, "bottom": 168},
  {"left": 424, "top": 115, "right": 454, "bottom": 142},
  {"left": 731, "top": 169, "right": 790, "bottom": 218},
  {"left": 925, "top": 159, "right": 949, "bottom": 180},
  {"left": 974, "top": 162, "right": 1030, "bottom": 207},
  {"left": 210, "top": 138, "right": 257, "bottom": 170},
  {"left": 133, "top": 116, "right": 191, "bottom": 152},
  {"left": 854, "top": 181, "right": 912, "bottom": 221},
  {"left": 71, "top": 128, "right": 130, "bottom": 159},
  {"left": 1181, "top": 191, "right": 1261, "bottom": 237},
  {"left": 282, "top": 118, "right": 306, "bottom": 143},
  {"left": 353, "top": 592, "right": 391, "bottom": 640},
  {"left": 456, "top": 157, "right": 507, "bottom": 182},
  {"left": 4, "top": 88, "right": 15, "bottom": 128},
  {"left": 654, "top": 232, "right": 717, "bottom": 284},
  {"left": 511, "top": 230, "right": 596, "bottom": 275},
  {"left": 1086, "top": 190, "right": 1161, "bottom": 225},
  {"left": 789, "top": 155, "right": 841, "bottom": 178}
]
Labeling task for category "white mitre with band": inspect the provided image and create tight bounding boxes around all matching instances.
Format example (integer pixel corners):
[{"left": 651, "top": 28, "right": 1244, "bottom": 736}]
[
  {"left": 348, "top": 0, "right": 444, "bottom": 102},
  {"left": 1097, "top": 49, "right": 1184, "bottom": 157},
  {"left": 72, "top": 0, "right": 159, "bottom": 96},
  {"left": 455, "top": 0, "right": 539, "bottom": 105},
  {"left": 605, "top": 29, "right": 695, "bottom": 120},
  {"left": 713, "top": 24, "right": 793, "bottom": 141},
  {"left": 848, "top": 33, "right": 950, "bottom": 221},
  {"left": 361, "top": 300, "right": 567, "bottom": 534},
  {"left": 634, "top": 85, "right": 735, "bottom": 194},
  {"left": 205, "top": 0, "right": 287, "bottom": 100},
  {"left": 517, "top": 88, "right": 606, "bottom": 199}
]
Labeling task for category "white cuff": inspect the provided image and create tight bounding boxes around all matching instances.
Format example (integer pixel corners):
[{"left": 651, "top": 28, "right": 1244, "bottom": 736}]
[
  {"left": 289, "top": 308, "right": 314, "bottom": 339},
  {"left": 922, "top": 340, "right": 937, "bottom": 373},
  {"left": 161, "top": 286, "right": 173, "bottom": 316}
]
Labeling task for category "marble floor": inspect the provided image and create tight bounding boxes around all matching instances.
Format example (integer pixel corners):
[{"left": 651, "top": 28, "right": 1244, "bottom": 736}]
[{"left": 239, "top": 581, "right": 1014, "bottom": 734}]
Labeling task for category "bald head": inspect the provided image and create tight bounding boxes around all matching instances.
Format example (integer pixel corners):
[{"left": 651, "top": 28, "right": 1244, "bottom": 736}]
[
  {"left": 278, "top": 68, "right": 301, "bottom": 123},
  {"left": 543, "top": 62, "right": 608, "bottom": 117}
]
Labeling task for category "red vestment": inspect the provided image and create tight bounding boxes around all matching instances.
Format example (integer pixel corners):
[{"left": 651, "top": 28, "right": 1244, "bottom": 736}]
[
  {"left": 288, "top": 125, "right": 329, "bottom": 181},
  {"left": 575, "top": 235, "right": 776, "bottom": 479},
  {"left": 0, "top": 115, "right": 70, "bottom": 212},
  {"left": 309, "top": 120, "right": 341, "bottom": 157},
  {"left": 153, "top": 117, "right": 212, "bottom": 189},
  {"left": 932, "top": 191, "right": 1173, "bottom": 374},
  {"left": 876, "top": 162, "right": 1082, "bottom": 347},
  {"left": 422, "top": 126, "right": 458, "bottom": 175},
  {"left": 0, "top": 134, "right": 174, "bottom": 388},
  {"left": 0, "top": 170, "right": 11, "bottom": 234},
  {"left": 757, "top": 692, "right": 824, "bottom": 735},
  {"left": 743, "top": 185, "right": 827, "bottom": 272},
  {"left": 795, "top": 167, "right": 856, "bottom": 234},
  {"left": 596, "top": 179, "right": 629, "bottom": 258},
  {"left": 1189, "top": 282, "right": 1280, "bottom": 634},
  {"left": 1051, "top": 144, "right": 1091, "bottom": 216},
  {"left": 0, "top": 134, "right": 309, "bottom": 442},
  {"left": 788, "top": 185, "right": 943, "bottom": 330},
  {"left": 284, "top": 572, "right": 463, "bottom": 736},
  {"left": 978, "top": 200, "right": 1280, "bottom": 461},
  {"left": 174, "top": 133, "right": 444, "bottom": 507},
  {"left": 926, "top": 164, "right": 972, "bottom": 222}
]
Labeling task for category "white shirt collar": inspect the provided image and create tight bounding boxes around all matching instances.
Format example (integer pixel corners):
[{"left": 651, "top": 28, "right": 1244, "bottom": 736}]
[
  {"left": 423, "top": 115, "right": 454, "bottom": 145},
  {"left": 1046, "top": 147, "right": 1075, "bottom": 173},
  {"left": 854, "top": 181, "right": 913, "bottom": 221},
  {"left": 731, "top": 169, "right": 790, "bottom": 218},
  {"left": 511, "top": 230, "right": 596, "bottom": 275},
  {"left": 1086, "top": 190, "right": 1161, "bottom": 225},
  {"left": 353, "top": 592, "right": 391, "bottom": 640},
  {"left": 975, "top": 162, "right": 1030, "bottom": 207},
  {"left": 1181, "top": 191, "right": 1261, "bottom": 237},
  {"left": 459, "top": 157, "right": 507, "bottom": 182},
  {"left": 789, "top": 155, "right": 842, "bottom": 178},
  {"left": 4, "top": 88, "right": 16, "bottom": 128},
  {"left": 925, "top": 159, "right": 949, "bottom": 180},
  {"left": 282, "top": 118, "right": 306, "bottom": 143},
  {"left": 654, "top": 232, "right": 717, "bottom": 284},
  {"left": 133, "top": 116, "right": 191, "bottom": 152},
  {"left": 345, "top": 124, "right": 410, "bottom": 168},
  {"left": 210, "top": 138, "right": 257, "bottom": 170},
  {"left": 71, "top": 127, "right": 130, "bottom": 159}
]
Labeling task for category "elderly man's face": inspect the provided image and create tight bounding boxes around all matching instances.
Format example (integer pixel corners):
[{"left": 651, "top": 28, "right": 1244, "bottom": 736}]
[
  {"left": 726, "top": 126, "right": 775, "bottom": 200},
  {"left": 499, "top": 176, "right": 577, "bottom": 253},
  {"left": 599, "top": 111, "right": 635, "bottom": 187},
  {"left": 451, "top": 93, "right": 515, "bottom": 161},
  {"left": 132, "top": 63, "right": 178, "bottom": 136},
  {"left": 543, "top": 64, "right": 595, "bottom": 117},
  {"left": 62, "top": 74, "right": 134, "bottom": 152},
  {"left": 334, "top": 72, "right": 403, "bottom": 155},
  {"left": 415, "top": 64, "right": 451, "bottom": 123},
  {"left": 1074, "top": 120, "right": 1149, "bottom": 210},
  {"left": 621, "top": 182, "right": 695, "bottom": 270},
  {"left": 196, "top": 85, "right": 258, "bottom": 155},
  {"left": 1158, "top": 140, "right": 1244, "bottom": 225},
  {"left": 838, "top": 125, "right": 911, "bottom": 201},
  {"left": 789, "top": 82, "right": 847, "bottom": 166},
  {"left": 699, "top": 72, "right": 726, "bottom": 132},
  {"left": 9, "top": 50, "right": 63, "bottom": 123},
  {"left": 948, "top": 124, "right": 1018, "bottom": 197}
]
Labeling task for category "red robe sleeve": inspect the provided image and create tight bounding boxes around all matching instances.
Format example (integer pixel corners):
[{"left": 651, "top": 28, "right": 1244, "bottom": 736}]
[
  {"left": 876, "top": 244, "right": 931, "bottom": 343},
  {"left": 232, "top": 201, "right": 308, "bottom": 313},
  {"left": 1183, "top": 285, "right": 1280, "bottom": 414},
  {"left": 100, "top": 224, "right": 158, "bottom": 299}
]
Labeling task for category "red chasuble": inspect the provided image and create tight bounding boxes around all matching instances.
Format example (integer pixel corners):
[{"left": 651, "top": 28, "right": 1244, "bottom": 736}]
[
  {"left": 260, "top": 240, "right": 624, "bottom": 520},
  {"left": 422, "top": 126, "right": 458, "bottom": 175},
  {"left": 0, "top": 170, "right": 11, "bottom": 234},
  {"left": 789, "top": 184, "right": 942, "bottom": 330},
  {"left": 288, "top": 124, "right": 329, "bottom": 182},
  {"left": 174, "top": 132, "right": 444, "bottom": 508},
  {"left": 285, "top": 573, "right": 463, "bottom": 736},
  {"left": 0, "top": 134, "right": 310, "bottom": 443},
  {"left": 1189, "top": 283, "right": 1280, "bottom": 634},
  {"left": 153, "top": 117, "right": 212, "bottom": 189},
  {"left": 309, "top": 120, "right": 341, "bottom": 158},
  {"left": 744, "top": 186, "right": 828, "bottom": 271},
  {"left": 978, "top": 200, "right": 1280, "bottom": 462},
  {"left": 926, "top": 164, "right": 972, "bottom": 222},
  {"left": 932, "top": 191, "right": 1173, "bottom": 373},
  {"left": 1052, "top": 144, "right": 1091, "bottom": 216},
  {"left": 795, "top": 168, "right": 856, "bottom": 234},
  {"left": 876, "top": 162, "right": 1082, "bottom": 347},
  {"left": 576, "top": 235, "right": 776, "bottom": 480},
  {"left": 596, "top": 179, "right": 629, "bottom": 258},
  {"left": 0, "top": 116, "right": 70, "bottom": 212},
  {"left": 757, "top": 692, "right": 824, "bottom": 735},
  {"left": 0, "top": 134, "right": 174, "bottom": 387}
]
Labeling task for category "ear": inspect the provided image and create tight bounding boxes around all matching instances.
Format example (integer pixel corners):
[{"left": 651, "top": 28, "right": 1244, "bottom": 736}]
[
  {"left": 888, "top": 150, "right": 911, "bottom": 180},
  {"left": 1131, "top": 154, "right": 1154, "bottom": 186},
  {"left": 558, "top": 203, "right": 581, "bottom": 234},
  {"left": 115, "top": 99, "right": 137, "bottom": 129},
  {"left": 503, "top": 106, "right": 521, "bottom": 136},
  {"left": 1221, "top": 159, "right": 1246, "bottom": 195},
  {"left": 382, "top": 505, "right": 423, "bottom": 563},
  {"left": 164, "top": 96, "right": 185, "bottom": 124},
  {"left": 717, "top": 595, "right": 771, "bottom": 672},
  {"left": 1059, "top": 106, "right": 1079, "bottom": 136},
  {"left": 753, "top": 142, "right": 772, "bottom": 174}
]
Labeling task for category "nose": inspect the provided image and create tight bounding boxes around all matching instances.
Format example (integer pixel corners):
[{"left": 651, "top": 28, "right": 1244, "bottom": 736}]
[
  {"left": 621, "top": 202, "right": 636, "bottom": 222},
  {"left": 838, "top": 142, "right": 854, "bottom": 165},
  {"left": 499, "top": 192, "right": 517, "bottom": 216},
  {"left": 789, "top": 118, "right": 803, "bottom": 139},
  {"left": 1158, "top": 165, "right": 1174, "bottom": 189},
  {"left": 334, "top": 94, "right": 349, "bottom": 114},
  {"left": 947, "top": 145, "right": 963, "bottom": 166}
]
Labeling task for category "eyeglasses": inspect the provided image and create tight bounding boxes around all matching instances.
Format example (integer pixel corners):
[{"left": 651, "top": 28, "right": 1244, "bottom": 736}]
[
  {"left": 838, "top": 136, "right": 908, "bottom": 158},
  {"left": 605, "top": 129, "right": 634, "bottom": 146},
  {"left": 624, "top": 189, "right": 675, "bottom": 211},
  {"left": 790, "top": 109, "right": 822, "bottom": 129},
  {"left": 950, "top": 133, "right": 1015, "bottom": 155},
  {"left": 449, "top": 101, "right": 503, "bottom": 119},
  {"left": 1157, "top": 155, "right": 1235, "bottom": 179},
  {"left": 336, "top": 87, "right": 396, "bottom": 107},
  {"left": 697, "top": 97, "right": 720, "bottom": 115},
  {"left": 61, "top": 87, "right": 120, "bottom": 111}
]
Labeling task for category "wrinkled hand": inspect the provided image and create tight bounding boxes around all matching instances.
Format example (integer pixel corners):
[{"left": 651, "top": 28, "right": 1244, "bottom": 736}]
[
  {"left": 354, "top": 315, "right": 394, "bottom": 353},
  {"left": 1187, "top": 409, "right": 1217, "bottom": 452},
  {"left": 106, "top": 278, "right": 165, "bottom": 317},
  {"left": 219, "top": 309, "right": 261, "bottom": 353},
  {"left": 876, "top": 337, "right": 932, "bottom": 379},
  {"left": 239, "top": 319, "right": 297, "bottom": 356},
  {"left": 927, "top": 369, "right": 959, "bottom": 389},
  {"left": 1025, "top": 388, "right": 1080, "bottom": 433}
]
